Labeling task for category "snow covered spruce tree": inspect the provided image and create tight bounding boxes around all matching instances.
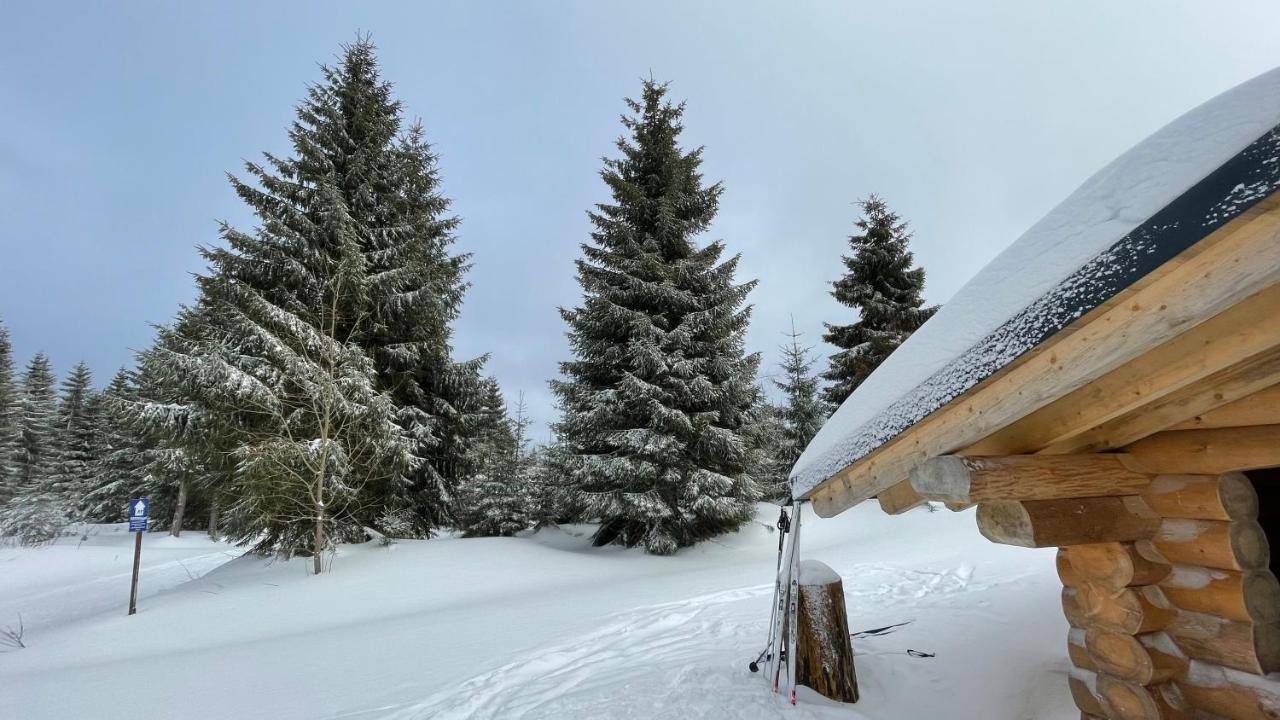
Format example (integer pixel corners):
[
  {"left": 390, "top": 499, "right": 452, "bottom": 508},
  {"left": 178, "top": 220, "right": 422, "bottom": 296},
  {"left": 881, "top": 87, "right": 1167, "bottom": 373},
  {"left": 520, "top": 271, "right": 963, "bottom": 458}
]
[
  {"left": 0, "top": 353, "right": 64, "bottom": 544},
  {"left": 763, "top": 323, "right": 829, "bottom": 501},
  {"left": 455, "top": 381, "right": 534, "bottom": 537},
  {"left": 822, "top": 196, "right": 937, "bottom": 406},
  {"left": 552, "top": 80, "right": 762, "bottom": 555},
  {"left": 51, "top": 362, "right": 99, "bottom": 522},
  {"left": 0, "top": 321, "right": 18, "bottom": 506},
  {"left": 82, "top": 367, "right": 145, "bottom": 522}
]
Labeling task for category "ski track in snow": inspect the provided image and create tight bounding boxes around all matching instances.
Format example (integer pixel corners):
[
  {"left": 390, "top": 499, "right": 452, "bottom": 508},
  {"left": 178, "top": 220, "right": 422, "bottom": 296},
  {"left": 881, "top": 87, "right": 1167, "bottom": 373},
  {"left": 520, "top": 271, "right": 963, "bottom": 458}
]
[{"left": 373, "top": 562, "right": 1003, "bottom": 720}]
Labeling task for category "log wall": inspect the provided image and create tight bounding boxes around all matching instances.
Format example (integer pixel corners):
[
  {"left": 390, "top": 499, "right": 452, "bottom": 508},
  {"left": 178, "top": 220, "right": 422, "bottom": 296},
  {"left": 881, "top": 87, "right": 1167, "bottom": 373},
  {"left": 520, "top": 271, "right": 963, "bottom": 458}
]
[{"left": 1052, "top": 472, "right": 1280, "bottom": 720}]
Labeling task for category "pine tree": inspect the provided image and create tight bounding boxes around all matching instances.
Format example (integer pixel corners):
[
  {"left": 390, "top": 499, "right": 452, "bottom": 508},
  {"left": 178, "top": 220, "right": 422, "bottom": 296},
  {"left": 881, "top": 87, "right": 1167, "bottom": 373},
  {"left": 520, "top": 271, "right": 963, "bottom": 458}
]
[
  {"left": 52, "top": 362, "right": 98, "bottom": 521},
  {"left": 83, "top": 367, "right": 145, "bottom": 522},
  {"left": 766, "top": 323, "right": 830, "bottom": 500},
  {"left": 552, "top": 80, "right": 761, "bottom": 555},
  {"left": 455, "top": 381, "right": 533, "bottom": 537},
  {"left": 1, "top": 354, "right": 63, "bottom": 544},
  {"left": 0, "top": 321, "right": 18, "bottom": 505},
  {"left": 822, "top": 196, "right": 937, "bottom": 406}
]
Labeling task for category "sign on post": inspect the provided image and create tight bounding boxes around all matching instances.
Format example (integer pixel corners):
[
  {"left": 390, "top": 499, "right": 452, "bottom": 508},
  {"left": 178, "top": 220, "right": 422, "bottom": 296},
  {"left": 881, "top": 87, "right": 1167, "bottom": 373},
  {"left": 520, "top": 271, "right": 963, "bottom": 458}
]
[
  {"left": 127, "top": 497, "right": 149, "bottom": 616},
  {"left": 128, "top": 497, "right": 150, "bottom": 532}
]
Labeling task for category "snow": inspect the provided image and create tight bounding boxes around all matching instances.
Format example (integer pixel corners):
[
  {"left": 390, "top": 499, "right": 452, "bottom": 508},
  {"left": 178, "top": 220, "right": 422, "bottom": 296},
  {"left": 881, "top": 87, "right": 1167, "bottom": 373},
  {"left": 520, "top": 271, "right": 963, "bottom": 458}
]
[
  {"left": 797, "top": 558, "right": 841, "bottom": 586},
  {"left": 792, "top": 66, "right": 1280, "bottom": 496},
  {"left": 0, "top": 504, "right": 1076, "bottom": 720}
]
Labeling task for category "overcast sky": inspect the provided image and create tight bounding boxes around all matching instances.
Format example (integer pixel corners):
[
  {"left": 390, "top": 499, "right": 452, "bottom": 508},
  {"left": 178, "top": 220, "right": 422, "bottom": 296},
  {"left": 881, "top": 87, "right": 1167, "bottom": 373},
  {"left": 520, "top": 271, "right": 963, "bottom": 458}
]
[{"left": 3, "top": 1, "right": 1280, "bottom": 439}]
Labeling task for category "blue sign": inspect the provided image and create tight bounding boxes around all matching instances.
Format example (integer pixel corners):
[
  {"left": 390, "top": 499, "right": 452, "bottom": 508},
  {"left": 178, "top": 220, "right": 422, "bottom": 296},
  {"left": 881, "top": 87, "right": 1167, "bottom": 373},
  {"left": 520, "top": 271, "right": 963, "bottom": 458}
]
[{"left": 128, "top": 497, "right": 150, "bottom": 532}]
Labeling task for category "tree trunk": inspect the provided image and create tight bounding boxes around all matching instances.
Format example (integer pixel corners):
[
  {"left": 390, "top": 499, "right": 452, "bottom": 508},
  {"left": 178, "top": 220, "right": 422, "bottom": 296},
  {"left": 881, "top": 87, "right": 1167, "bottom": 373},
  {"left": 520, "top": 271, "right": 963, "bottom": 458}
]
[
  {"left": 170, "top": 478, "right": 188, "bottom": 538},
  {"left": 795, "top": 560, "right": 859, "bottom": 703},
  {"left": 208, "top": 501, "right": 219, "bottom": 541}
]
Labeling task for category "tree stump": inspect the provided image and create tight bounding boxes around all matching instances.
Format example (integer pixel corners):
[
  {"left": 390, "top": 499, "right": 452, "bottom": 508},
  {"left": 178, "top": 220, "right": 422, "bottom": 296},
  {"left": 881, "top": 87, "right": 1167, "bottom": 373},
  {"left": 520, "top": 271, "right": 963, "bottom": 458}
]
[{"left": 796, "top": 559, "right": 859, "bottom": 703}]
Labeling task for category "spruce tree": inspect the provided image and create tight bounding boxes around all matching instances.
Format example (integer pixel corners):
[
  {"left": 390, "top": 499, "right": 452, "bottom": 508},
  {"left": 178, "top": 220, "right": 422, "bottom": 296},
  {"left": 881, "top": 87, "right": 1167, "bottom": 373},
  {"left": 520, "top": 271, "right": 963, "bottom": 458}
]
[
  {"left": 552, "top": 80, "right": 761, "bottom": 555},
  {"left": 1, "top": 353, "right": 63, "bottom": 544},
  {"left": 455, "top": 381, "right": 533, "bottom": 537},
  {"left": 0, "top": 322, "right": 17, "bottom": 505},
  {"left": 766, "top": 323, "right": 830, "bottom": 500},
  {"left": 822, "top": 195, "right": 937, "bottom": 406},
  {"left": 52, "top": 362, "right": 98, "bottom": 520},
  {"left": 84, "top": 368, "right": 145, "bottom": 522}
]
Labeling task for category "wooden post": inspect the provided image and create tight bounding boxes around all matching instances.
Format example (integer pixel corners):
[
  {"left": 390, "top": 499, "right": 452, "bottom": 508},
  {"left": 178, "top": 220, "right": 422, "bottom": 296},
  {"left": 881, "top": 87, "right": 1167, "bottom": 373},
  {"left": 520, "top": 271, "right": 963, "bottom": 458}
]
[
  {"left": 795, "top": 560, "right": 858, "bottom": 704},
  {"left": 128, "top": 529, "right": 142, "bottom": 616}
]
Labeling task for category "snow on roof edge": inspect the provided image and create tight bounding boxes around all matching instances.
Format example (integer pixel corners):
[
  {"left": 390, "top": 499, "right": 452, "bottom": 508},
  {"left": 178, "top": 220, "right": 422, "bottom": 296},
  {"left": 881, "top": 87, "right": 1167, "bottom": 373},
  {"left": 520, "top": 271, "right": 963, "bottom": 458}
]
[{"left": 791, "top": 67, "right": 1280, "bottom": 499}]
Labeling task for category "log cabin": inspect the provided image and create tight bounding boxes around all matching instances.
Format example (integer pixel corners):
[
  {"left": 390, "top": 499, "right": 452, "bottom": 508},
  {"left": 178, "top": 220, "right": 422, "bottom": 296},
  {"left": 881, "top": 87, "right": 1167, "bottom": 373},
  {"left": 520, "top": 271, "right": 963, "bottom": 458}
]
[{"left": 790, "top": 68, "right": 1280, "bottom": 719}]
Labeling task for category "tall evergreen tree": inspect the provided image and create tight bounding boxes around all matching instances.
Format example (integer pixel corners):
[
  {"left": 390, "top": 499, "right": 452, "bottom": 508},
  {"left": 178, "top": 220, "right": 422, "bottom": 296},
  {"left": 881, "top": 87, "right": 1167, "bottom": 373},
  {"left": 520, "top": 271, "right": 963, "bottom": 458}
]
[
  {"left": 52, "top": 362, "right": 98, "bottom": 519},
  {"left": 822, "top": 196, "right": 937, "bottom": 406},
  {"left": 84, "top": 367, "right": 144, "bottom": 522},
  {"left": 0, "top": 322, "right": 17, "bottom": 505},
  {"left": 133, "top": 38, "right": 481, "bottom": 554},
  {"left": 1, "top": 353, "right": 63, "bottom": 544},
  {"left": 552, "top": 80, "right": 761, "bottom": 555},
  {"left": 765, "top": 323, "right": 830, "bottom": 500}
]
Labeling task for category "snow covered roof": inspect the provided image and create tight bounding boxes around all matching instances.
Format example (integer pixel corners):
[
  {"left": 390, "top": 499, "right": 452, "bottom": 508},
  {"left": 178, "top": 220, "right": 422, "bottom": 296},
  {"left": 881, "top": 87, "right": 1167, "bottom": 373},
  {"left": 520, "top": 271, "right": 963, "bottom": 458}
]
[{"left": 792, "top": 67, "right": 1280, "bottom": 500}]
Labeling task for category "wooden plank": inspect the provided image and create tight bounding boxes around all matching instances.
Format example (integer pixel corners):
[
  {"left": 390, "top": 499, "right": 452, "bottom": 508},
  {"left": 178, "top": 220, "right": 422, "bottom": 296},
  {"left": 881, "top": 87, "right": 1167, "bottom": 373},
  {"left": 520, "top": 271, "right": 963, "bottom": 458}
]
[
  {"left": 1170, "top": 384, "right": 1280, "bottom": 431},
  {"left": 876, "top": 479, "right": 927, "bottom": 515},
  {"left": 977, "top": 497, "right": 1159, "bottom": 548},
  {"left": 909, "top": 454, "right": 1150, "bottom": 504},
  {"left": 1126, "top": 426, "right": 1280, "bottom": 475},
  {"left": 807, "top": 197, "right": 1280, "bottom": 517},
  {"left": 1039, "top": 342, "right": 1280, "bottom": 456},
  {"left": 975, "top": 283, "right": 1280, "bottom": 457}
]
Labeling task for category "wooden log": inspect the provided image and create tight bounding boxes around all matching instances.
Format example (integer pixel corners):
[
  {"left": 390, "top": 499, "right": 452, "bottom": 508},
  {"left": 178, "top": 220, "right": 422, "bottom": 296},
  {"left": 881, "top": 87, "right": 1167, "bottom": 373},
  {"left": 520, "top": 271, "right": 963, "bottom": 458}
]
[
  {"left": 1097, "top": 674, "right": 1193, "bottom": 720},
  {"left": 1059, "top": 548, "right": 1082, "bottom": 587},
  {"left": 1166, "top": 610, "right": 1280, "bottom": 675},
  {"left": 1063, "top": 587, "right": 1090, "bottom": 628},
  {"left": 795, "top": 560, "right": 859, "bottom": 703},
  {"left": 1170, "top": 384, "right": 1280, "bottom": 431},
  {"left": 909, "top": 454, "right": 1150, "bottom": 504},
  {"left": 1151, "top": 519, "right": 1270, "bottom": 572},
  {"left": 1178, "top": 660, "right": 1280, "bottom": 720},
  {"left": 1142, "top": 474, "right": 1260, "bottom": 522},
  {"left": 1085, "top": 628, "right": 1186, "bottom": 684},
  {"left": 1076, "top": 583, "right": 1177, "bottom": 634},
  {"left": 1126, "top": 426, "right": 1280, "bottom": 475},
  {"left": 1068, "top": 542, "right": 1171, "bottom": 590},
  {"left": 977, "top": 497, "right": 1159, "bottom": 548},
  {"left": 1068, "top": 668, "right": 1106, "bottom": 716},
  {"left": 1070, "top": 627, "right": 1099, "bottom": 671},
  {"left": 876, "top": 479, "right": 927, "bottom": 515},
  {"left": 1160, "top": 566, "right": 1280, "bottom": 624}
]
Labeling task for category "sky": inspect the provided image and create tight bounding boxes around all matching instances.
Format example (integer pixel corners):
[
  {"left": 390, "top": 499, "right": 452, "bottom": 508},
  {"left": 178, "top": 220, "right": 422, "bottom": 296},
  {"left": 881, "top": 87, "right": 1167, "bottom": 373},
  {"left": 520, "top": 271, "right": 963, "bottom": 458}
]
[{"left": 3, "top": 1, "right": 1280, "bottom": 439}]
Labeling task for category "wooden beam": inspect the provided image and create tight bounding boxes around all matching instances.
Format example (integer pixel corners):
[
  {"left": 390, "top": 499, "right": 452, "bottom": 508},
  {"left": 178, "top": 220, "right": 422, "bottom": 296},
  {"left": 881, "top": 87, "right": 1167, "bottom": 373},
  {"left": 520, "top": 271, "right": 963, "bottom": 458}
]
[
  {"left": 807, "top": 195, "right": 1280, "bottom": 517},
  {"left": 1067, "top": 542, "right": 1170, "bottom": 590},
  {"left": 1096, "top": 675, "right": 1190, "bottom": 720},
  {"left": 909, "top": 454, "right": 1150, "bottom": 504},
  {"left": 981, "top": 285, "right": 1280, "bottom": 457},
  {"left": 1040, "top": 341, "right": 1280, "bottom": 457},
  {"left": 1125, "top": 426, "right": 1280, "bottom": 475},
  {"left": 977, "top": 497, "right": 1159, "bottom": 548},
  {"left": 1150, "top": 519, "right": 1271, "bottom": 572},
  {"left": 1167, "top": 610, "right": 1280, "bottom": 675},
  {"left": 1141, "top": 473, "right": 1260, "bottom": 522},
  {"left": 876, "top": 479, "right": 927, "bottom": 515},
  {"left": 1170, "top": 383, "right": 1280, "bottom": 431}
]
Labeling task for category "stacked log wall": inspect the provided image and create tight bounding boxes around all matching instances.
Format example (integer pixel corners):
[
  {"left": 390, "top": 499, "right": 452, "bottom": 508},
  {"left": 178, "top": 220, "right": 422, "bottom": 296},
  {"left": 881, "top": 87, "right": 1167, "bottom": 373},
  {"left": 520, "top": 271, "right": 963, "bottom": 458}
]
[{"left": 1055, "top": 473, "right": 1280, "bottom": 720}]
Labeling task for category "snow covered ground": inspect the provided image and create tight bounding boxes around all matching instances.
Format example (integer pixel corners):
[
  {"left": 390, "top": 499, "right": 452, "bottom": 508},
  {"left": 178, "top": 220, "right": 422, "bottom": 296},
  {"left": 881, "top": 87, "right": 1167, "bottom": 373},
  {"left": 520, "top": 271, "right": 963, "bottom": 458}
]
[{"left": 0, "top": 505, "right": 1075, "bottom": 720}]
